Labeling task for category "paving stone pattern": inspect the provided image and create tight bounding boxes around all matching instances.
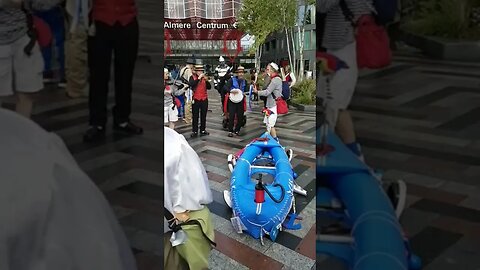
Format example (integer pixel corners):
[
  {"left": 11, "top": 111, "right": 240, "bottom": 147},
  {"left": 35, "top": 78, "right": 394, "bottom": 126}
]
[{"left": 317, "top": 52, "right": 480, "bottom": 269}]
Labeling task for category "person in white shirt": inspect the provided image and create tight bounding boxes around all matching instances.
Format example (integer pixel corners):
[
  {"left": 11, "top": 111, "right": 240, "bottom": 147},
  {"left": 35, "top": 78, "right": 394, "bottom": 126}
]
[
  {"left": 0, "top": 108, "right": 137, "bottom": 270},
  {"left": 164, "top": 127, "right": 215, "bottom": 270}
]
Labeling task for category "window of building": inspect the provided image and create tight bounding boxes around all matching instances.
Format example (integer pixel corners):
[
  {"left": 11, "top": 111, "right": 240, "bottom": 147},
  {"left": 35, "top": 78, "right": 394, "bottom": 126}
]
[
  {"left": 165, "top": 0, "right": 186, "bottom": 19},
  {"left": 272, "top": 40, "right": 277, "bottom": 50},
  {"left": 311, "top": 30, "right": 316, "bottom": 49},
  {"left": 205, "top": 0, "right": 223, "bottom": 19},
  {"left": 265, "top": 42, "right": 270, "bottom": 51},
  {"left": 304, "top": 31, "right": 311, "bottom": 50}
]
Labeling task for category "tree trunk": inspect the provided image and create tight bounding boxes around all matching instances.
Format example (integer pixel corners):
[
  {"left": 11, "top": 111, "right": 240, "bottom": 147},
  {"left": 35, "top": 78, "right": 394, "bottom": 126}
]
[
  {"left": 291, "top": 29, "right": 297, "bottom": 77},
  {"left": 299, "top": 25, "right": 306, "bottom": 81},
  {"left": 285, "top": 27, "right": 293, "bottom": 74},
  {"left": 299, "top": 4, "right": 308, "bottom": 81},
  {"left": 255, "top": 45, "right": 261, "bottom": 70}
]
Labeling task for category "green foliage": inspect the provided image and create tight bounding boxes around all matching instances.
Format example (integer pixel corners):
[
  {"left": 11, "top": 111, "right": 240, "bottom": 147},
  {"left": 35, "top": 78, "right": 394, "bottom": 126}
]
[
  {"left": 238, "top": 0, "right": 297, "bottom": 49},
  {"left": 238, "top": 0, "right": 278, "bottom": 49},
  {"left": 403, "top": 0, "right": 480, "bottom": 40},
  {"left": 291, "top": 79, "right": 315, "bottom": 105}
]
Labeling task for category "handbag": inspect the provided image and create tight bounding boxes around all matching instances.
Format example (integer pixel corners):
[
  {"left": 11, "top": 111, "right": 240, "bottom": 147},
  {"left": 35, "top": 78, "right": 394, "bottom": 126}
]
[
  {"left": 355, "top": 15, "right": 392, "bottom": 69},
  {"left": 275, "top": 97, "right": 288, "bottom": 114},
  {"left": 339, "top": 1, "right": 392, "bottom": 69}
]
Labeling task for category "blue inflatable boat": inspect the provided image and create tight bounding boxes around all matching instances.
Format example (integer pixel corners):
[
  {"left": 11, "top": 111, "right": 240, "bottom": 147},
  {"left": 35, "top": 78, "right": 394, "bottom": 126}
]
[
  {"left": 226, "top": 132, "right": 301, "bottom": 244},
  {"left": 316, "top": 127, "right": 422, "bottom": 270}
]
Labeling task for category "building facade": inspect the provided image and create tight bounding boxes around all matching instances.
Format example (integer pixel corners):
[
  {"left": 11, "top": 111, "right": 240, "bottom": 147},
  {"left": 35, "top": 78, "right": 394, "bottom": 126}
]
[
  {"left": 261, "top": 1, "right": 316, "bottom": 75},
  {"left": 164, "top": 0, "right": 251, "bottom": 65}
]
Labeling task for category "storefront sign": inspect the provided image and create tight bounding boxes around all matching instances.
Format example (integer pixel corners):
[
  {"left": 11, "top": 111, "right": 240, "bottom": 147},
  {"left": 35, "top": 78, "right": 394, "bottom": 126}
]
[
  {"left": 164, "top": 18, "right": 242, "bottom": 40},
  {"left": 164, "top": 21, "right": 238, "bottom": 30}
]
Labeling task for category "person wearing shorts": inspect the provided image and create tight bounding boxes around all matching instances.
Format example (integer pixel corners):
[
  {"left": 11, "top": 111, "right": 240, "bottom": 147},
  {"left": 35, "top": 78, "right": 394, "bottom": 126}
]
[
  {"left": 254, "top": 62, "right": 283, "bottom": 139},
  {"left": 164, "top": 68, "right": 186, "bottom": 130},
  {"left": 318, "top": 0, "right": 371, "bottom": 159},
  {"left": 0, "top": 2, "right": 44, "bottom": 118}
]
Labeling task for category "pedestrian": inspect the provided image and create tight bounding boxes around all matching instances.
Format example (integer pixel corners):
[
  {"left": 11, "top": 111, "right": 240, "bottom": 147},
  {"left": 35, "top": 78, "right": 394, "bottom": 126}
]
[
  {"left": 318, "top": 0, "right": 372, "bottom": 160},
  {"left": 64, "top": 0, "right": 90, "bottom": 98},
  {"left": 33, "top": 1, "right": 66, "bottom": 87},
  {"left": 226, "top": 66, "right": 247, "bottom": 137},
  {"left": 253, "top": 62, "right": 283, "bottom": 139},
  {"left": 189, "top": 60, "right": 211, "bottom": 138},
  {"left": 284, "top": 65, "right": 296, "bottom": 88},
  {"left": 0, "top": 108, "right": 137, "bottom": 270},
  {"left": 164, "top": 68, "right": 187, "bottom": 130},
  {"left": 164, "top": 127, "right": 215, "bottom": 270},
  {"left": 0, "top": 0, "right": 44, "bottom": 118},
  {"left": 179, "top": 57, "right": 195, "bottom": 124},
  {"left": 83, "top": 0, "right": 143, "bottom": 142}
]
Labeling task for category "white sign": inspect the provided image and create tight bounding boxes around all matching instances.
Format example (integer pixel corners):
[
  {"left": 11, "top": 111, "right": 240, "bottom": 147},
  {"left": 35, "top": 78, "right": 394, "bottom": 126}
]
[{"left": 164, "top": 21, "right": 238, "bottom": 30}]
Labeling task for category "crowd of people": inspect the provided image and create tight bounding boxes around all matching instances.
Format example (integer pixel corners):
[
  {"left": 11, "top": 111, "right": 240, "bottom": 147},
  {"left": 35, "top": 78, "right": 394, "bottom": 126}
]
[
  {"left": 164, "top": 55, "right": 297, "bottom": 140},
  {"left": 1, "top": 0, "right": 143, "bottom": 142}
]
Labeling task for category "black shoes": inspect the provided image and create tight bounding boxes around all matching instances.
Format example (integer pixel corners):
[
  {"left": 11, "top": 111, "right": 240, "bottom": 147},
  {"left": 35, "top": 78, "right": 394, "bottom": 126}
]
[
  {"left": 84, "top": 122, "right": 143, "bottom": 143},
  {"left": 113, "top": 121, "right": 143, "bottom": 135},
  {"left": 191, "top": 132, "right": 198, "bottom": 138},
  {"left": 228, "top": 132, "right": 234, "bottom": 137},
  {"left": 200, "top": 130, "right": 209, "bottom": 136},
  {"left": 83, "top": 126, "right": 106, "bottom": 142}
]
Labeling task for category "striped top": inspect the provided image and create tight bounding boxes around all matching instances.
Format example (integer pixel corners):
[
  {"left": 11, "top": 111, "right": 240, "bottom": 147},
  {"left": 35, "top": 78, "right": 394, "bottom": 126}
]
[
  {"left": 319, "top": 0, "right": 373, "bottom": 50},
  {"left": 0, "top": 7, "right": 27, "bottom": 45}
]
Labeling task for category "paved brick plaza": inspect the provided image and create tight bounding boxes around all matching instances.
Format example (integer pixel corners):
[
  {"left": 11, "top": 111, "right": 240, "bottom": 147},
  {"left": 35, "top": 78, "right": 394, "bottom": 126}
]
[
  {"left": 317, "top": 50, "right": 480, "bottom": 270},
  {"left": 174, "top": 93, "right": 316, "bottom": 269}
]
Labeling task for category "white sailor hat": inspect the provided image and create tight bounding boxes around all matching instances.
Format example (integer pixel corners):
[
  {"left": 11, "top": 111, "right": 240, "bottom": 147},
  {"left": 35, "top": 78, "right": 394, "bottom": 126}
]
[{"left": 268, "top": 62, "right": 279, "bottom": 71}]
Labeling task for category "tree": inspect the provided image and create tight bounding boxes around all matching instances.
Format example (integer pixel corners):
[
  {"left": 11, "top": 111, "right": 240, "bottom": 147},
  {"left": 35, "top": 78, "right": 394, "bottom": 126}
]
[
  {"left": 276, "top": 0, "right": 298, "bottom": 76},
  {"left": 298, "top": 0, "right": 315, "bottom": 80},
  {"left": 238, "top": 0, "right": 280, "bottom": 70}
]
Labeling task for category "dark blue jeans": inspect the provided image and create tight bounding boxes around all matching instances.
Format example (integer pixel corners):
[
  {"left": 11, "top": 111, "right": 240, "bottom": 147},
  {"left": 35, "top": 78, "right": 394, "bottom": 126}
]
[{"left": 35, "top": 6, "right": 65, "bottom": 79}]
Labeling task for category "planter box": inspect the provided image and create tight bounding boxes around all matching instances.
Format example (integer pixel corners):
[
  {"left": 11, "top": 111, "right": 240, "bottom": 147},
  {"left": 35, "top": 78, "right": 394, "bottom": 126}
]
[
  {"left": 289, "top": 101, "right": 315, "bottom": 112},
  {"left": 402, "top": 32, "right": 480, "bottom": 62}
]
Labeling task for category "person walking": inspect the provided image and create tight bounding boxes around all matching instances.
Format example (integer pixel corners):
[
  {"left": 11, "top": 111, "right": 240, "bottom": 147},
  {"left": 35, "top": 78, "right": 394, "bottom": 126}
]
[
  {"left": 180, "top": 57, "right": 195, "bottom": 124},
  {"left": 189, "top": 61, "right": 211, "bottom": 138},
  {"left": 318, "top": 0, "right": 372, "bottom": 159},
  {"left": 64, "top": 0, "right": 90, "bottom": 98},
  {"left": 33, "top": 2, "right": 66, "bottom": 86},
  {"left": 164, "top": 127, "right": 215, "bottom": 270},
  {"left": 253, "top": 62, "right": 283, "bottom": 139},
  {"left": 226, "top": 66, "right": 247, "bottom": 137},
  {"left": 83, "top": 0, "right": 143, "bottom": 142},
  {"left": 0, "top": 0, "right": 44, "bottom": 118}
]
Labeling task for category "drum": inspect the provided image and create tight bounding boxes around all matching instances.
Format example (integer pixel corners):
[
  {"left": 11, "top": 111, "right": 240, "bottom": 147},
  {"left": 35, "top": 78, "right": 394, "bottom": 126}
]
[{"left": 229, "top": 89, "right": 243, "bottom": 103}]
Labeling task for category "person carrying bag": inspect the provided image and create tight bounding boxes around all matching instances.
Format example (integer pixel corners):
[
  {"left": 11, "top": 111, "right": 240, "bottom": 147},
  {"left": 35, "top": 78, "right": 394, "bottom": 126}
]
[{"left": 164, "top": 127, "right": 216, "bottom": 270}]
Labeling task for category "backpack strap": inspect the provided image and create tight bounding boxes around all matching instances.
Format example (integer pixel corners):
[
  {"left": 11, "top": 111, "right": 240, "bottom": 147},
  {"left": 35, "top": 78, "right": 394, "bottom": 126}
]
[
  {"left": 22, "top": 3, "right": 37, "bottom": 56},
  {"left": 164, "top": 207, "right": 217, "bottom": 247}
]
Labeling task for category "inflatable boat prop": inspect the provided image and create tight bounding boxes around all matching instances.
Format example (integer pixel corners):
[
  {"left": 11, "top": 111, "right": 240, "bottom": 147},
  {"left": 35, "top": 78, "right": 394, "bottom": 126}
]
[
  {"left": 223, "top": 132, "right": 305, "bottom": 244},
  {"left": 316, "top": 126, "right": 422, "bottom": 270}
]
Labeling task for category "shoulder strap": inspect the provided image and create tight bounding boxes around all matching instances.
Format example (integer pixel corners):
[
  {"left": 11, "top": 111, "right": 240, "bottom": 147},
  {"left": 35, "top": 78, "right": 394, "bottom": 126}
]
[
  {"left": 22, "top": 2, "right": 37, "bottom": 56},
  {"left": 340, "top": 0, "right": 356, "bottom": 27}
]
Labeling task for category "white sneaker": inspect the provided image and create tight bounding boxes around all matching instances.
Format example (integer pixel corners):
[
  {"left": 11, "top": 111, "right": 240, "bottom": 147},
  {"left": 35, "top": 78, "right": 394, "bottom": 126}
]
[{"left": 223, "top": 190, "right": 232, "bottom": 208}]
